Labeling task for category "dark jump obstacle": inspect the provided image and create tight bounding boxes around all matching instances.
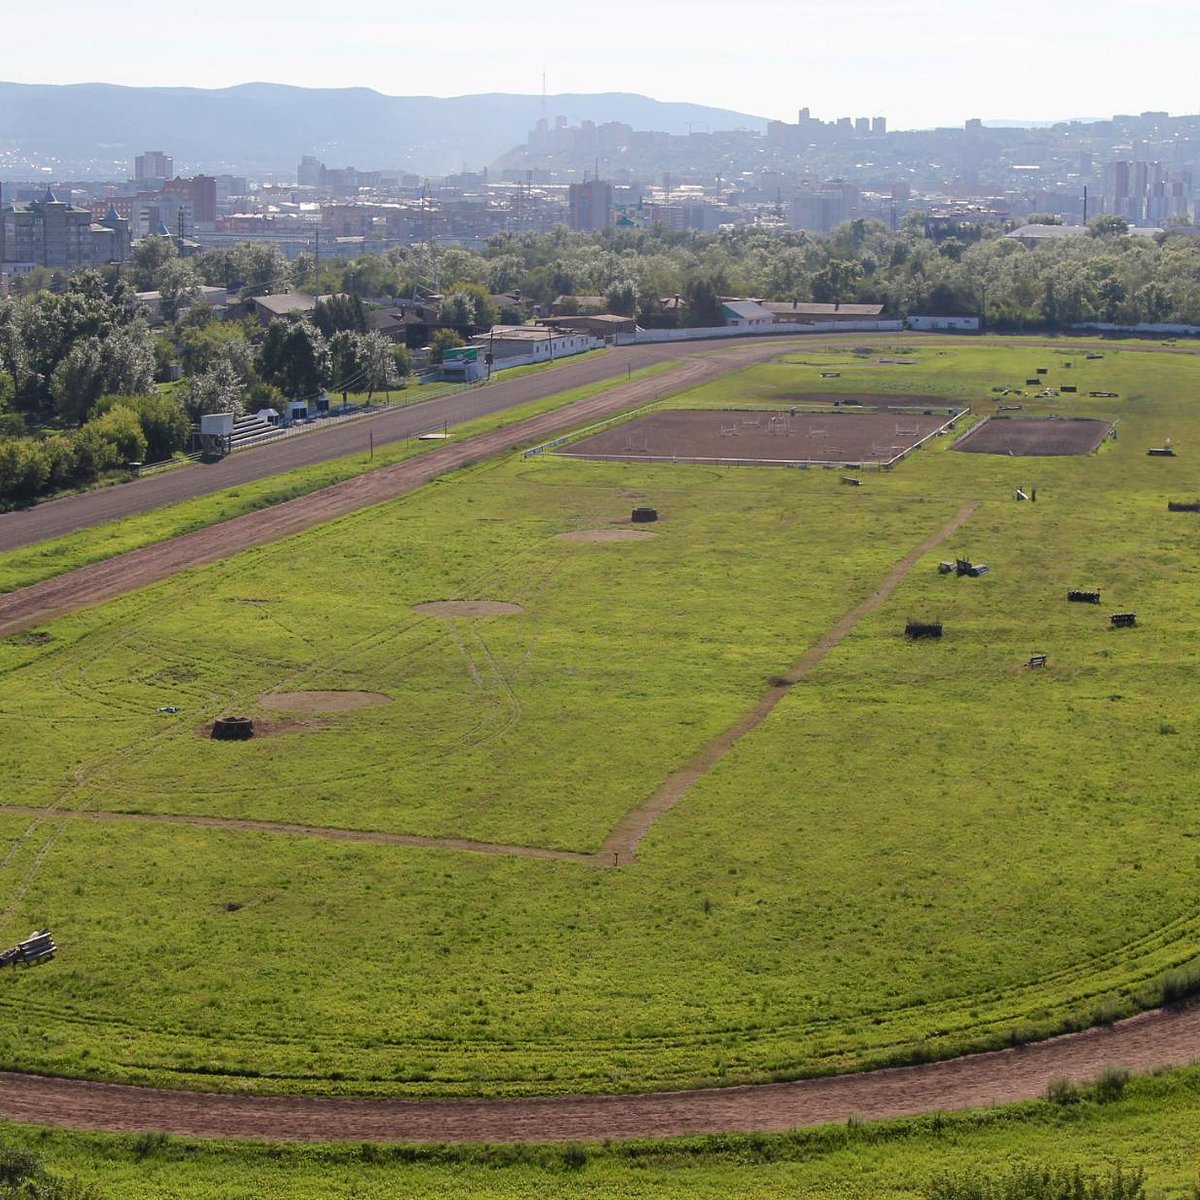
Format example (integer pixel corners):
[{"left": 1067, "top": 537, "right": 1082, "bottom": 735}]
[
  {"left": 905, "top": 620, "right": 943, "bottom": 639},
  {"left": 1, "top": 929, "right": 56, "bottom": 968},
  {"left": 1067, "top": 590, "right": 1101, "bottom": 604},
  {"left": 211, "top": 716, "right": 255, "bottom": 740},
  {"left": 1111, "top": 613, "right": 1137, "bottom": 628},
  {"left": 631, "top": 507, "right": 658, "bottom": 523},
  {"left": 1167, "top": 501, "right": 1200, "bottom": 512}
]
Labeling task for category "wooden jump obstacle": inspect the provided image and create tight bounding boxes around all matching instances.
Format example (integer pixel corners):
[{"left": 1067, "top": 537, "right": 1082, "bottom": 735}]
[
  {"left": 1110, "top": 613, "right": 1137, "bottom": 628},
  {"left": 1067, "top": 590, "right": 1101, "bottom": 604},
  {"left": 0, "top": 929, "right": 56, "bottom": 968}
]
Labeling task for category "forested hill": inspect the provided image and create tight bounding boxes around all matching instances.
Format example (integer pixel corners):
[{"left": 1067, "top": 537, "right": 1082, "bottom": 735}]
[{"left": 0, "top": 83, "right": 765, "bottom": 178}]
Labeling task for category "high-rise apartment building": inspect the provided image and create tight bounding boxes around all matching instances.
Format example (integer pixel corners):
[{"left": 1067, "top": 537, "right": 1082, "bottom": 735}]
[
  {"left": 1, "top": 188, "right": 130, "bottom": 269},
  {"left": 134, "top": 150, "right": 174, "bottom": 185},
  {"left": 568, "top": 179, "right": 613, "bottom": 231}
]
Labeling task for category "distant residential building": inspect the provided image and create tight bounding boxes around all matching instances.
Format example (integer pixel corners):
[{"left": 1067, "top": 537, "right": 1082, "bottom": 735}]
[
  {"left": 720, "top": 300, "right": 773, "bottom": 328},
  {"left": 1100, "top": 160, "right": 1191, "bottom": 223},
  {"left": 298, "top": 155, "right": 323, "bottom": 187},
  {"left": 568, "top": 179, "right": 613, "bottom": 231},
  {"left": 761, "top": 301, "right": 885, "bottom": 324},
  {"left": 134, "top": 150, "right": 173, "bottom": 185},
  {"left": 162, "top": 175, "right": 217, "bottom": 224},
  {"left": 1, "top": 188, "right": 130, "bottom": 270},
  {"left": 470, "top": 325, "right": 601, "bottom": 367},
  {"left": 549, "top": 313, "right": 637, "bottom": 338},
  {"left": 238, "top": 292, "right": 325, "bottom": 326},
  {"left": 645, "top": 202, "right": 725, "bottom": 232}
]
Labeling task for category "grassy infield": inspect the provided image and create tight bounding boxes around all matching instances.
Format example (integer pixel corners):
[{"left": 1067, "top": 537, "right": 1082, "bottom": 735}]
[{"left": 3, "top": 340, "right": 1200, "bottom": 1194}]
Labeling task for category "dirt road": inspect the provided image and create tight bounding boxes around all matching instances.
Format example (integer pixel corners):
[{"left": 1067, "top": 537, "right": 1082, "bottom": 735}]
[
  {"left": 0, "top": 337, "right": 828, "bottom": 555},
  {"left": 0, "top": 342, "right": 777, "bottom": 638},
  {"left": 0, "top": 1000, "right": 1196, "bottom": 1141}
]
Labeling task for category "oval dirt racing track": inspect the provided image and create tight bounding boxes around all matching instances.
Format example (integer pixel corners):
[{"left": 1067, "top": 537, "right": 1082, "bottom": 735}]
[{"left": 3, "top": 333, "right": 1199, "bottom": 1144}]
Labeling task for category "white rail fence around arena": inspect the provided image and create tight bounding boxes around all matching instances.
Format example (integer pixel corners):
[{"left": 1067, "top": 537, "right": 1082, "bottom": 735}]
[{"left": 525, "top": 400, "right": 968, "bottom": 471}]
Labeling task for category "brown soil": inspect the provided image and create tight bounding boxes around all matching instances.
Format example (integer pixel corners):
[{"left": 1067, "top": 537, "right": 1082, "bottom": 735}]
[
  {"left": 953, "top": 416, "right": 1113, "bottom": 456},
  {"left": 556, "top": 529, "right": 659, "bottom": 543},
  {"left": 563, "top": 408, "right": 956, "bottom": 467},
  {"left": 0, "top": 999, "right": 1197, "bottom": 1141},
  {"left": 259, "top": 691, "right": 392, "bottom": 713},
  {"left": 413, "top": 600, "right": 524, "bottom": 618}
]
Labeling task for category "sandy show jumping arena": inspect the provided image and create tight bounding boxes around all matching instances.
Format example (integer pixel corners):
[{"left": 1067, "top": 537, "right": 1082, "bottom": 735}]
[{"left": 558, "top": 403, "right": 961, "bottom": 468}]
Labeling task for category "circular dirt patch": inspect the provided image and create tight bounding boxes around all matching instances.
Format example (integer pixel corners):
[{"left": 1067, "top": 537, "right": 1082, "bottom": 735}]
[
  {"left": 557, "top": 529, "right": 659, "bottom": 543},
  {"left": 259, "top": 691, "right": 392, "bottom": 713},
  {"left": 412, "top": 601, "right": 524, "bottom": 618}
]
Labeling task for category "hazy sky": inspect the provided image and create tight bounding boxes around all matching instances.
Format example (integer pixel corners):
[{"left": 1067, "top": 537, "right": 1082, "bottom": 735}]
[{"left": 7, "top": 0, "right": 1198, "bottom": 129}]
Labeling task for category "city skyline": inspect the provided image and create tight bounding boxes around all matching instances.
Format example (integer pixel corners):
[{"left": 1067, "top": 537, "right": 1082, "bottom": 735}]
[{"left": 6, "top": 0, "right": 1199, "bottom": 132}]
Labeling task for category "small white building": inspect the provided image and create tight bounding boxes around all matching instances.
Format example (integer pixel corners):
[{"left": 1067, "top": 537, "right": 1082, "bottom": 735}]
[
  {"left": 720, "top": 300, "right": 774, "bottom": 328},
  {"left": 470, "top": 326, "right": 602, "bottom": 371},
  {"left": 907, "top": 315, "right": 981, "bottom": 332}
]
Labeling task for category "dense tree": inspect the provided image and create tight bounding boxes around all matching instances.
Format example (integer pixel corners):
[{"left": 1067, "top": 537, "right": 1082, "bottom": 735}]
[
  {"left": 129, "top": 235, "right": 178, "bottom": 290},
  {"left": 93, "top": 392, "right": 190, "bottom": 462},
  {"left": 313, "top": 293, "right": 368, "bottom": 338},
  {"left": 1089, "top": 215, "right": 1130, "bottom": 238},
  {"left": 179, "top": 320, "right": 255, "bottom": 382},
  {"left": 358, "top": 331, "right": 401, "bottom": 400},
  {"left": 604, "top": 279, "right": 639, "bottom": 317},
  {"left": 257, "top": 320, "right": 330, "bottom": 398},
  {"left": 681, "top": 277, "right": 723, "bottom": 327},
  {"left": 429, "top": 328, "right": 466, "bottom": 363},
  {"left": 180, "top": 360, "right": 244, "bottom": 421},
  {"left": 153, "top": 258, "right": 203, "bottom": 321}
]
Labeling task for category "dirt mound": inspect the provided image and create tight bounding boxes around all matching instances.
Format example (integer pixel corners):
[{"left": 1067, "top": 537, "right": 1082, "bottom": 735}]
[
  {"left": 557, "top": 529, "right": 658, "bottom": 543},
  {"left": 412, "top": 600, "right": 524, "bottom": 618},
  {"left": 260, "top": 691, "right": 391, "bottom": 713}
]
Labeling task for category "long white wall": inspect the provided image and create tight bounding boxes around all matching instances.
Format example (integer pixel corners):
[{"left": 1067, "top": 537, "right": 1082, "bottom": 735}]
[{"left": 614, "top": 321, "right": 903, "bottom": 345}]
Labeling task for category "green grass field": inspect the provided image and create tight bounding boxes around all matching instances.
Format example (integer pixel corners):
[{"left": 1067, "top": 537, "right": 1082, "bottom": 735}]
[
  {"left": 2, "top": 339, "right": 1200, "bottom": 1098},
  {"left": 0, "top": 359, "right": 678, "bottom": 596},
  {"left": 4, "top": 1063, "right": 1200, "bottom": 1197}
]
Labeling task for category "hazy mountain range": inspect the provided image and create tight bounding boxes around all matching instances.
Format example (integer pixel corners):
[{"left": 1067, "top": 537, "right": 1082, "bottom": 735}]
[{"left": 0, "top": 82, "right": 768, "bottom": 178}]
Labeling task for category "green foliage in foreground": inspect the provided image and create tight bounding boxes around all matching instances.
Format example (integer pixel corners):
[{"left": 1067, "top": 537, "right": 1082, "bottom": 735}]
[
  {"left": 0, "top": 358, "right": 676, "bottom": 594},
  {"left": 4, "top": 1064, "right": 1200, "bottom": 1197},
  {"left": 3, "top": 340, "right": 1200, "bottom": 1098}
]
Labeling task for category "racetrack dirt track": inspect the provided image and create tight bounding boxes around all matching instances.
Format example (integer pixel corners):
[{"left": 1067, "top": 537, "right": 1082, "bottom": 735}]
[{"left": 1, "top": 1000, "right": 1198, "bottom": 1141}]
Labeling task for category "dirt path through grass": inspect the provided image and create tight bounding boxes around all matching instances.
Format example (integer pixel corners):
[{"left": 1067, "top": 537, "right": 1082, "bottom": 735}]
[
  {"left": 0, "top": 999, "right": 1197, "bottom": 1140},
  {"left": 601, "top": 500, "right": 980, "bottom": 861},
  {"left": 0, "top": 501, "right": 978, "bottom": 867}
]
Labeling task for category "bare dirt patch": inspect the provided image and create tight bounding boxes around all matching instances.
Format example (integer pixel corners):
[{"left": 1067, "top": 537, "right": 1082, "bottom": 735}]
[
  {"left": 953, "top": 416, "right": 1112, "bottom": 456},
  {"left": 556, "top": 529, "right": 659, "bottom": 543},
  {"left": 562, "top": 407, "right": 956, "bottom": 467},
  {"left": 259, "top": 690, "right": 391, "bottom": 713},
  {"left": 412, "top": 600, "right": 524, "bottom": 618}
]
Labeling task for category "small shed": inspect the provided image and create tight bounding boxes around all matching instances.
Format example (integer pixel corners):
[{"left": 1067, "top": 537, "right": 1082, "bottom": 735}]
[{"left": 200, "top": 412, "right": 234, "bottom": 437}]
